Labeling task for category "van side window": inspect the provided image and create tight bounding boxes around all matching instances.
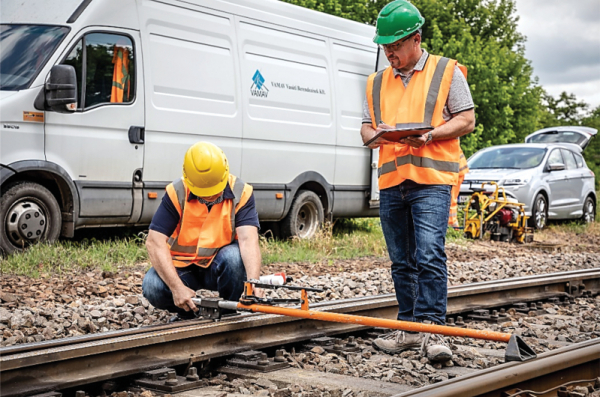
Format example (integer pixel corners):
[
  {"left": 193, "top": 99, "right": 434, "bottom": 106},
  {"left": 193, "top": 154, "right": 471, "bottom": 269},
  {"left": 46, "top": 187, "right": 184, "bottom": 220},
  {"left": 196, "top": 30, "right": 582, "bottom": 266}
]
[
  {"left": 85, "top": 33, "right": 134, "bottom": 108},
  {"left": 61, "top": 33, "right": 135, "bottom": 110},
  {"left": 560, "top": 149, "right": 577, "bottom": 170},
  {"left": 63, "top": 40, "right": 84, "bottom": 109}
]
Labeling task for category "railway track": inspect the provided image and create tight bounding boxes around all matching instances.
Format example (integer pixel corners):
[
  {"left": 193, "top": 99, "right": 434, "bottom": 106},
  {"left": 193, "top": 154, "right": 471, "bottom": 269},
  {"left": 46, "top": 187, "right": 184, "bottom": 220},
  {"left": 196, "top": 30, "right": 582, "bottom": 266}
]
[{"left": 2, "top": 269, "right": 600, "bottom": 397}]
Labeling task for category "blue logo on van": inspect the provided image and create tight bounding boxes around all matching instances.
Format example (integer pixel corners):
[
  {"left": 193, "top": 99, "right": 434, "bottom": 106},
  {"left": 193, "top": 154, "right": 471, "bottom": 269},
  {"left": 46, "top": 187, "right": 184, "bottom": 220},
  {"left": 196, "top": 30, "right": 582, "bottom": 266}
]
[{"left": 251, "top": 70, "right": 269, "bottom": 98}]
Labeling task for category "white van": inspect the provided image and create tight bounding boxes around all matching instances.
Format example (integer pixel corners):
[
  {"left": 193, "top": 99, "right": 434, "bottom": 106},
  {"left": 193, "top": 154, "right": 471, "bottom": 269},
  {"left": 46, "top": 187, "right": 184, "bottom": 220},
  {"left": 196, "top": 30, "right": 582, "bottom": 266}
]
[{"left": 0, "top": 0, "right": 385, "bottom": 254}]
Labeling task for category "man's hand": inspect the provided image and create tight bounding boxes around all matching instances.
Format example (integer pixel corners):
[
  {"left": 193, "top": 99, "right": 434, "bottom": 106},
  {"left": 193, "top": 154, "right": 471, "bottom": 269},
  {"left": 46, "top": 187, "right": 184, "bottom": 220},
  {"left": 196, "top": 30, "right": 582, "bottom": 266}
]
[
  {"left": 361, "top": 123, "right": 394, "bottom": 149},
  {"left": 253, "top": 286, "right": 265, "bottom": 298},
  {"left": 401, "top": 134, "right": 428, "bottom": 148},
  {"left": 172, "top": 284, "right": 198, "bottom": 313}
]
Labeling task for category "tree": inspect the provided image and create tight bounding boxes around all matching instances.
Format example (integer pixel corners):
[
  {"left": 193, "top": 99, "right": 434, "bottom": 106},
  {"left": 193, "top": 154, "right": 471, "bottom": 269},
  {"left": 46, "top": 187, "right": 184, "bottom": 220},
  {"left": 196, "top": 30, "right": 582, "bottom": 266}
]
[
  {"left": 538, "top": 91, "right": 589, "bottom": 127},
  {"left": 280, "top": 0, "right": 387, "bottom": 24},
  {"left": 281, "top": 0, "right": 544, "bottom": 157}
]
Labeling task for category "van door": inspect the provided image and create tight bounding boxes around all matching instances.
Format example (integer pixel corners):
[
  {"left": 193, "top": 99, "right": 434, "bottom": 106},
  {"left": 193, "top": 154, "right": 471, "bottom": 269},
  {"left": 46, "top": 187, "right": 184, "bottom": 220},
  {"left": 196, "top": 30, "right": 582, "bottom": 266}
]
[{"left": 45, "top": 30, "right": 145, "bottom": 224}]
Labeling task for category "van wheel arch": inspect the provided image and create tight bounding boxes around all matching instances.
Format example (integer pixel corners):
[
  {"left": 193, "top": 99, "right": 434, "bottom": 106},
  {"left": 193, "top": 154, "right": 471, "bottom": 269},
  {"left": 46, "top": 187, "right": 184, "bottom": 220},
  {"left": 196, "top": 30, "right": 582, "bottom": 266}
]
[
  {"left": 1, "top": 161, "right": 78, "bottom": 238},
  {"left": 282, "top": 171, "right": 332, "bottom": 217},
  {"left": 278, "top": 172, "right": 332, "bottom": 239}
]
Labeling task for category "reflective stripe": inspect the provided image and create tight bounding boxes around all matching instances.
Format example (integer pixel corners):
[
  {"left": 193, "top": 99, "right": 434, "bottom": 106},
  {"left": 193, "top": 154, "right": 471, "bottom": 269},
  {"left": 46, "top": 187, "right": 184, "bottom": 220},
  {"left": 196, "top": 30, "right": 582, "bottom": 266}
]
[
  {"left": 459, "top": 165, "right": 469, "bottom": 172},
  {"left": 395, "top": 57, "right": 450, "bottom": 130},
  {"left": 460, "top": 153, "right": 465, "bottom": 159},
  {"left": 396, "top": 154, "right": 459, "bottom": 173},
  {"left": 168, "top": 179, "right": 191, "bottom": 253},
  {"left": 174, "top": 257, "right": 211, "bottom": 267},
  {"left": 173, "top": 179, "right": 186, "bottom": 213},
  {"left": 230, "top": 177, "right": 245, "bottom": 243},
  {"left": 197, "top": 247, "right": 218, "bottom": 257},
  {"left": 371, "top": 70, "right": 385, "bottom": 125},
  {"left": 378, "top": 160, "right": 398, "bottom": 177},
  {"left": 168, "top": 238, "right": 196, "bottom": 254},
  {"left": 232, "top": 178, "right": 244, "bottom": 207}
]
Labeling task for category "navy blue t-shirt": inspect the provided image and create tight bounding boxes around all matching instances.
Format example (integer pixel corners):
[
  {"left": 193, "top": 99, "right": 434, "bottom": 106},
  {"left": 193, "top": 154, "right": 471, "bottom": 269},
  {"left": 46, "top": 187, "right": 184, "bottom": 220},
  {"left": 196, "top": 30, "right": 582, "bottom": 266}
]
[{"left": 149, "top": 183, "right": 260, "bottom": 237}]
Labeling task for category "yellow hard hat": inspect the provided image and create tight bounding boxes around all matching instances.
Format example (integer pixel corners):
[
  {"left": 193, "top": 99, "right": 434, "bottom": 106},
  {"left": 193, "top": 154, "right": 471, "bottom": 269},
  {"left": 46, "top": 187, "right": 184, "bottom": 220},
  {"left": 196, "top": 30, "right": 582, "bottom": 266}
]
[{"left": 182, "top": 142, "right": 229, "bottom": 197}]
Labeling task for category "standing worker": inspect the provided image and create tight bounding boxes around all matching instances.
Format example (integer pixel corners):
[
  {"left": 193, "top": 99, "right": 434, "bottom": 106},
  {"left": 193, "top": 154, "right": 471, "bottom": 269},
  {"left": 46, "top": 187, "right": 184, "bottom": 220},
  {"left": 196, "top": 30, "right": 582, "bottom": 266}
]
[
  {"left": 361, "top": 0, "right": 475, "bottom": 361},
  {"left": 142, "top": 142, "right": 263, "bottom": 322}
]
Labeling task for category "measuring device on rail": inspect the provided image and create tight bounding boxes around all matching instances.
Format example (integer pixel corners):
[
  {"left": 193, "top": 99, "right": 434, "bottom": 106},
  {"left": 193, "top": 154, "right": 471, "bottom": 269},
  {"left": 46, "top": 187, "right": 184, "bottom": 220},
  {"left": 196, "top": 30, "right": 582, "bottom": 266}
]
[{"left": 192, "top": 279, "right": 537, "bottom": 362}]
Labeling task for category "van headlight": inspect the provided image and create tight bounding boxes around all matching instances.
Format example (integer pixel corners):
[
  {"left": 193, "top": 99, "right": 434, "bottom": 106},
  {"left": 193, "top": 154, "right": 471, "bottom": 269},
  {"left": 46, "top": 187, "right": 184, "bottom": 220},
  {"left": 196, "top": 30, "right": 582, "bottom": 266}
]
[{"left": 503, "top": 178, "right": 530, "bottom": 186}]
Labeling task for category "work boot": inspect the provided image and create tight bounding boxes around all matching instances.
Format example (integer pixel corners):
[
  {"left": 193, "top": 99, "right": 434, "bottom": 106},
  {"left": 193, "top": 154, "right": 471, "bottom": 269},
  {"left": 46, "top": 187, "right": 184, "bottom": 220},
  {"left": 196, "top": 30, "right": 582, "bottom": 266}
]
[
  {"left": 421, "top": 333, "right": 453, "bottom": 362},
  {"left": 373, "top": 331, "right": 423, "bottom": 354}
]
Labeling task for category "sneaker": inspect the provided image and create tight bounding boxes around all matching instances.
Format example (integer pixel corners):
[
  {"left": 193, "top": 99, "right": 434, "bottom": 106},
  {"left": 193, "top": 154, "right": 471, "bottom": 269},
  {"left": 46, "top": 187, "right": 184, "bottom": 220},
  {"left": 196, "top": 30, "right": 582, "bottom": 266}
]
[
  {"left": 373, "top": 331, "right": 423, "bottom": 354},
  {"left": 421, "top": 333, "right": 453, "bottom": 362}
]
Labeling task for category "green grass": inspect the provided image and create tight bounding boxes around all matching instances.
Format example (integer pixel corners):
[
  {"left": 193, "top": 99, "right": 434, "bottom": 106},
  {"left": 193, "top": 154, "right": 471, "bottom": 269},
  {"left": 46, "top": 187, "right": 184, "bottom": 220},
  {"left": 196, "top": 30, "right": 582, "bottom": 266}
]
[
  {"left": 260, "top": 218, "right": 387, "bottom": 264},
  {"left": 261, "top": 218, "right": 466, "bottom": 265},
  {"left": 537, "top": 219, "right": 600, "bottom": 239},
  {"left": 0, "top": 234, "right": 148, "bottom": 277},
  {"left": 1, "top": 218, "right": 469, "bottom": 277}
]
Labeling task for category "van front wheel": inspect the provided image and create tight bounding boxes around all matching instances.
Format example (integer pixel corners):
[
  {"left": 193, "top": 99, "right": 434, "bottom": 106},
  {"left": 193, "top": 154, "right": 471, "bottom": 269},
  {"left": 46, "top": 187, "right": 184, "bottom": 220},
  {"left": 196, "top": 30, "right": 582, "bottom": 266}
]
[
  {"left": 280, "top": 190, "right": 324, "bottom": 239},
  {"left": 0, "top": 182, "right": 62, "bottom": 255}
]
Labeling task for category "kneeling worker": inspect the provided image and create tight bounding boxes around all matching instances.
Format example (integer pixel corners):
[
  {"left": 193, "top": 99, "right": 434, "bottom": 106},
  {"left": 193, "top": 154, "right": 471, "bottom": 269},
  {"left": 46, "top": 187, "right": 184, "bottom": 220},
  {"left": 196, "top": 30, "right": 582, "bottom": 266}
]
[{"left": 142, "top": 142, "right": 263, "bottom": 321}]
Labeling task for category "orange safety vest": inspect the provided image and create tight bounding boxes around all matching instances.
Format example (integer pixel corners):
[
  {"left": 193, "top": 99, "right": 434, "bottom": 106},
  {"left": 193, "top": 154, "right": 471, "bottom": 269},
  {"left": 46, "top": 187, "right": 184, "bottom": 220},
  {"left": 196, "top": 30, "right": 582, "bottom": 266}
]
[
  {"left": 166, "top": 174, "right": 253, "bottom": 268},
  {"left": 366, "top": 54, "right": 467, "bottom": 190},
  {"left": 448, "top": 150, "right": 469, "bottom": 227},
  {"left": 111, "top": 45, "right": 130, "bottom": 103}
]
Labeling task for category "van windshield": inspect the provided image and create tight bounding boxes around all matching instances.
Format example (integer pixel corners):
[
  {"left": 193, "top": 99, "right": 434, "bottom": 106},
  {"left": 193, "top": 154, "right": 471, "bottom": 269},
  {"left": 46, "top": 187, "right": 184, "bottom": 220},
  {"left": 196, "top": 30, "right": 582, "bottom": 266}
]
[
  {"left": 0, "top": 24, "right": 69, "bottom": 91},
  {"left": 469, "top": 147, "right": 547, "bottom": 169}
]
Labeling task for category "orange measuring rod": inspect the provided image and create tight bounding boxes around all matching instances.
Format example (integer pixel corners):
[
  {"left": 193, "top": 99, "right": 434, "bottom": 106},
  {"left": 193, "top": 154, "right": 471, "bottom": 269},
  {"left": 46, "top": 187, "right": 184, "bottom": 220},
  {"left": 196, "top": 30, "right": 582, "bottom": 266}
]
[
  {"left": 194, "top": 281, "right": 537, "bottom": 362},
  {"left": 239, "top": 281, "right": 509, "bottom": 342}
]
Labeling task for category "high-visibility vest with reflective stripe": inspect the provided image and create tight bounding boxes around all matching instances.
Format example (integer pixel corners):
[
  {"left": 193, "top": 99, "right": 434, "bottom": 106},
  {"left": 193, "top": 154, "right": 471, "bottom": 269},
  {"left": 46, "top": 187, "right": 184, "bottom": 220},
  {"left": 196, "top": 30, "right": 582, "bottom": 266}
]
[
  {"left": 166, "top": 174, "right": 253, "bottom": 268},
  {"left": 449, "top": 151, "right": 469, "bottom": 227},
  {"left": 111, "top": 46, "right": 130, "bottom": 103},
  {"left": 366, "top": 54, "right": 467, "bottom": 189}
]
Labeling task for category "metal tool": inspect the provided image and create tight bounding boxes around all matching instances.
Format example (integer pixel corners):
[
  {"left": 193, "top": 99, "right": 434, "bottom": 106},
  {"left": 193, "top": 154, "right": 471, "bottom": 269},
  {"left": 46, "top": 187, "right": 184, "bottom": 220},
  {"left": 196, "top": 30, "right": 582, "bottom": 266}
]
[
  {"left": 192, "top": 280, "right": 537, "bottom": 362},
  {"left": 464, "top": 182, "right": 534, "bottom": 243}
]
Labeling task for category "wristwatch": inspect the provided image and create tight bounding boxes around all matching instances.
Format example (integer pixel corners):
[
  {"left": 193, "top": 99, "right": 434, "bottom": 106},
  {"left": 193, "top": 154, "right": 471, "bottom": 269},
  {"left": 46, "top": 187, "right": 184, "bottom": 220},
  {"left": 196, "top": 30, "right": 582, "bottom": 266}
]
[{"left": 425, "top": 131, "right": 433, "bottom": 145}]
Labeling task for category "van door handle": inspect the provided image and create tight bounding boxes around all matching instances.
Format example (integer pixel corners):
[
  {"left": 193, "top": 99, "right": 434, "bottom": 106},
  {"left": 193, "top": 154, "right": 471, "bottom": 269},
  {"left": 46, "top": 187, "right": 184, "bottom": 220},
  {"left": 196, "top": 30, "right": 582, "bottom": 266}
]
[{"left": 128, "top": 126, "right": 145, "bottom": 144}]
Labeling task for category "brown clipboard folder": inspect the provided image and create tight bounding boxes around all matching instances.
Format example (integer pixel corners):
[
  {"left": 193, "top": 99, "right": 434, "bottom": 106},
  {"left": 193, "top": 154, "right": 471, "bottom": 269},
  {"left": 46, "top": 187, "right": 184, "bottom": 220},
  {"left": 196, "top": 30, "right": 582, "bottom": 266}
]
[{"left": 363, "top": 127, "right": 432, "bottom": 147}]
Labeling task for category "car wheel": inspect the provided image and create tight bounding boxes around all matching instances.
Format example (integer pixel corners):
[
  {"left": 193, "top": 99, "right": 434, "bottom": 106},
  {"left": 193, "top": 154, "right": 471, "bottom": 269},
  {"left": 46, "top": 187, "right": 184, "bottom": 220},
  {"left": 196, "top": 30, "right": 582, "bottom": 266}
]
[
  {"left": 280, "top": 190, "right": 324, "bottom": 239},
  {"left": 0, "top": 182, "right": 62, "bottom": 255},
  {"left": 529, "top": 193, "right": 548, "bottom": 230},
  {"left": 582, "top": 196, "right": 595, "bottom": 224}
]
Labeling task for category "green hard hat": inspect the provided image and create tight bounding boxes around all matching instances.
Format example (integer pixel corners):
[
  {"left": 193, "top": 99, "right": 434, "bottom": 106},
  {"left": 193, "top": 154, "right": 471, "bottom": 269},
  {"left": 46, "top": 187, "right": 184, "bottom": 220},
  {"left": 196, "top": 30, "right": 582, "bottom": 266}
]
[{"left": 374, "top": 0, "right": 425, "bottom": 45}]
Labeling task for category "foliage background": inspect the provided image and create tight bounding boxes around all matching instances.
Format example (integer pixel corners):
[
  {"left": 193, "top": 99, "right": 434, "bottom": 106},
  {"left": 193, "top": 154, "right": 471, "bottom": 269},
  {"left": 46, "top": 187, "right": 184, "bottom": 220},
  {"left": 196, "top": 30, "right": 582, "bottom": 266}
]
[{"left": 281, "top": 0, "right": 600, "bottom": 187}]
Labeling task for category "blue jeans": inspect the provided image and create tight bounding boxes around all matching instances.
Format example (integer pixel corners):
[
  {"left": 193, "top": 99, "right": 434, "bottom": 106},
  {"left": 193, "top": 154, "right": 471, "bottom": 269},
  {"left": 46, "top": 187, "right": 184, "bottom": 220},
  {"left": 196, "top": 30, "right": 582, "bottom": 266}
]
[
  {"left": 142, "top": 241, "right": 246, "bottom": 316},
  {"left": 379, "top": 182, "right": 451, "bottom": 325}
]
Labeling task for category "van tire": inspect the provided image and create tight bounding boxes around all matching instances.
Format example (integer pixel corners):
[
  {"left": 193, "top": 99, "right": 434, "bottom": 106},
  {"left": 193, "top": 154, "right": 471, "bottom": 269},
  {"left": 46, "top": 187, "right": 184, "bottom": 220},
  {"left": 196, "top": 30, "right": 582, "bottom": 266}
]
[
  {"left": 528, "top": 193, "right": 548, "bottom": 230},
  {"left": 0, "top": 182, "right": 62, "bottom": 255},
  {"left": 280, "top": 190, "right": 324, "bottom": 239}
]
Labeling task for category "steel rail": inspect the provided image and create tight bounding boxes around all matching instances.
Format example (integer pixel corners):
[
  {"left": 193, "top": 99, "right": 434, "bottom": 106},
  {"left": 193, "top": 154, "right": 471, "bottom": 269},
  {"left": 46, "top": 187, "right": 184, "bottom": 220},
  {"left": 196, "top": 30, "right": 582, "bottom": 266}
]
[
  {"left": 391, "top": 338, "right": 600, "bottom": 397},
  {"left": 1, "top": 268, "right": 599, "bottom": 397},
  {"left": 3, "top": 267, "right": 597, "bottom": 356}
]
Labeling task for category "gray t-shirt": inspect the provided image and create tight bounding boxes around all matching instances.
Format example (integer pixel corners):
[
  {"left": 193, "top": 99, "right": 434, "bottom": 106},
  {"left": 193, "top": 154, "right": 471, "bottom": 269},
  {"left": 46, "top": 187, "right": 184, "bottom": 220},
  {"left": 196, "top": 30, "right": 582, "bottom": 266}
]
[{"left": 362, "top": 50, "right": 474, "bottom": 124}]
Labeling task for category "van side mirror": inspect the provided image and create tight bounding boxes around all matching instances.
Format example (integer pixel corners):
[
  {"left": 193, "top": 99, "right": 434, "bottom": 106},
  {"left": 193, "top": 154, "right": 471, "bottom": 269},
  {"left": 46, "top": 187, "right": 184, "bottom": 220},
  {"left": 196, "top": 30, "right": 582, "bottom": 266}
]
[
  {"left": 43, "top": 65, "right": 77, "bottom": 113},
  {"left": 548, "top": 163, "right": 565, "bottom": 171}
]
